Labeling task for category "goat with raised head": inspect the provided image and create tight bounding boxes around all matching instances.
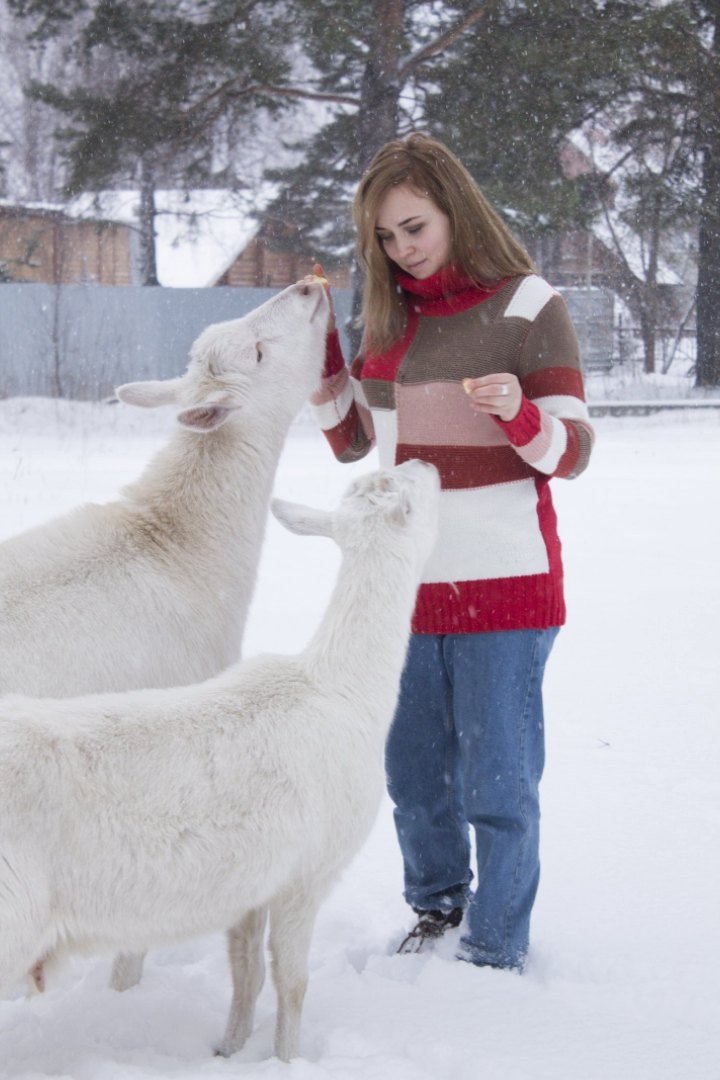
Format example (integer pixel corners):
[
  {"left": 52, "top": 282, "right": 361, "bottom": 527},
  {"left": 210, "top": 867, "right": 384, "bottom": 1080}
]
[
  {"left": 0, "top": 460, "right": 440, "bottom": 1061},
  {"left": 0, "top": 280, "right": 329, "bottom": 699}
]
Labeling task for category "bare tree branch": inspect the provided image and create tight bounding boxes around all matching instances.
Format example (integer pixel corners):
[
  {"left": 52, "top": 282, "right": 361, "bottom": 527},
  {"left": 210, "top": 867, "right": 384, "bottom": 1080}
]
[
  {"left": 178, "top": 77, "right": 360, "bottom": 123},
  {"left": 399, "top": 3, "right": 491, "bottom": 80}
]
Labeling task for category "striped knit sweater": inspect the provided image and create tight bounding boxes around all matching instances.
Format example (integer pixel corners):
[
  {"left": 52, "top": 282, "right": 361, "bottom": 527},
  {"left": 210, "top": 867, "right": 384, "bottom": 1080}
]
[{"left": 311, "top": 266, "right": 594, "bottom": 634}]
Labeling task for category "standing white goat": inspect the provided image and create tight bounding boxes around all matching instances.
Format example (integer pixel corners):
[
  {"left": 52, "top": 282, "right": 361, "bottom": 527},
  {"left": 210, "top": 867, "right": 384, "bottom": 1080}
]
[
  {"left": 0, "top": 460, "right": 440, "bottom": 1062},
  {"left": 0, "top": 280, "right": 328, "bottom": 990}
]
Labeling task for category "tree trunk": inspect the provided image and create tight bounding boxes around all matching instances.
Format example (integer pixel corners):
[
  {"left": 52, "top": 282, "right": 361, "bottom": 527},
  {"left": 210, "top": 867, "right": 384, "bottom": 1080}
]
[
  {"left": 138, "top": 157, "right": 159, "bottom": 286},
  {"left": 356, "top": 0, "right": 403, "bottom": 172},
  {"left": 349, "top": 0, "right": 404, "bottom": 354},
  {"left": 696, "top": 148, "right": 720, "bottom": 385},
  {"left": 639, "top": 301, "right": 656, "bottom": 374},
  {"left": 641, "top": 190, "right": 662, "bottom": 375},
  {"left": 696, "top": 3, "right": 720, "bottom": 387}
]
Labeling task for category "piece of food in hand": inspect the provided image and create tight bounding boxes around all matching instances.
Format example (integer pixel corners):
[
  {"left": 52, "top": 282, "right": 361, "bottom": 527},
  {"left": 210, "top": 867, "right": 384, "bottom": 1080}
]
[
  {"left": 462, "top": 378, "right": 474, "bottom": 394},
  {"left": 312, "top": 261, "right": 329, "bottom": 285}
]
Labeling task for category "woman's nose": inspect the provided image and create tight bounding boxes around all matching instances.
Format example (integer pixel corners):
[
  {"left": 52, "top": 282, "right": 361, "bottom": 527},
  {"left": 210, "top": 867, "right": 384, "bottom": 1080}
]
[{"left": 397, "top": 236, "right": 415, "bottom": 258}]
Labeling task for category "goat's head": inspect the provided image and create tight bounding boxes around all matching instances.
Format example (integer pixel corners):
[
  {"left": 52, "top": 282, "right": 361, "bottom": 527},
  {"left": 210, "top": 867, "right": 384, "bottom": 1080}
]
[
  {"left": 272, "top": 460, "right": 440, "bottom": 573},
  {"left": 115, "top": 281, "right": 329, "bottom": 431}
]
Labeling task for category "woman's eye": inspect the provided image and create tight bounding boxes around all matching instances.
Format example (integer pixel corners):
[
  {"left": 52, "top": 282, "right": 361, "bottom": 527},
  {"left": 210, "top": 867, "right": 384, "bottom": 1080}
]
[{"left": 407, "top": 225, "right": 422, "bottom": 235}]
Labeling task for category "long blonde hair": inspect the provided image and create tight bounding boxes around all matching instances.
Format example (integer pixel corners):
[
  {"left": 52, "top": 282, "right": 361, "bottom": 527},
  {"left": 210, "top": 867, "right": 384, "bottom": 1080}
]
[{"left": 352, "top": 132, "right": 536, "bottom": 353}]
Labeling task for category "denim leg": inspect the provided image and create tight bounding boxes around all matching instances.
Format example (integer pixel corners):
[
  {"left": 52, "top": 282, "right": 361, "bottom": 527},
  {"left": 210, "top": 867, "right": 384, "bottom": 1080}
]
[
  {"left": 449, "top": 628, "right": 559, "bottom": 970},
  {"left": 385, "top": 634, "right": 472, "bottom": 913}
]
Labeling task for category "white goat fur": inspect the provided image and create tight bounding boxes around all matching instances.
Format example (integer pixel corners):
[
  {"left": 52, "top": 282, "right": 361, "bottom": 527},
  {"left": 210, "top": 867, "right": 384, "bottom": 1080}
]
[
  {"left": 0, "top": 281, "right": 328, "bottom": 701},
  {"left": 0, "top": 460, "right": 440, "bottom": 1061}
]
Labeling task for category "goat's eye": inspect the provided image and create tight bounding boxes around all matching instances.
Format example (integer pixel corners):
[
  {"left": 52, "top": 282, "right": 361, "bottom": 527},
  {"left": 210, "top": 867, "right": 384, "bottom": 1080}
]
[{"left": 256, "top": 344, "right": 263, "bottom": 363}]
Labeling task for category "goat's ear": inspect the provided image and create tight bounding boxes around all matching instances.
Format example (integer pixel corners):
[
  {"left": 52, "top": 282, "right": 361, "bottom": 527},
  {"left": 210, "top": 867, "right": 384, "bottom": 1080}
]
[
  {"left": 116, "top": 377, "right": 184, "bottom": 408},
  {"left": 177, "top": 390, "right": 240, "bottom": 431},
  {"left": 271, "top": 498, "right": 334, "bottom": 538},
  {"left": 176, "top": 404, "right": 235, "bottom": 431}
]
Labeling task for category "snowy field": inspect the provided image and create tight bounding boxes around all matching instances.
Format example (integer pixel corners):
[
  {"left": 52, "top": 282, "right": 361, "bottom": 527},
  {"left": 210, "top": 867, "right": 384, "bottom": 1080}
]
[{"left": 0, "top": 397, "right": 719, "bottom": 1080}]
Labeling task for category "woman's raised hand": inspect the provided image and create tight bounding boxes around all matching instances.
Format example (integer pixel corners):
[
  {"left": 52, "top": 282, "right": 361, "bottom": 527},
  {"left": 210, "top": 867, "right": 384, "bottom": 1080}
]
[{"left": 462, "top": 373, "right": 522, "bottom": 423}]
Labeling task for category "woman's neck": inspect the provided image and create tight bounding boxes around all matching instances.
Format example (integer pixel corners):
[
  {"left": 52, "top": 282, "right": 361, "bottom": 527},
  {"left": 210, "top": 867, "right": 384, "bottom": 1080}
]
[{"left": 393, "top": 264, "right": 512, "bottom": 316}]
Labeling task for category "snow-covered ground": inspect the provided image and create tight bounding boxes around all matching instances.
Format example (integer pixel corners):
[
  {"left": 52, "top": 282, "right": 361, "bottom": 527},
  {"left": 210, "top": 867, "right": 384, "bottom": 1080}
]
[{"left": 0, "top": 398, "right": 719, "bottom": 1080}]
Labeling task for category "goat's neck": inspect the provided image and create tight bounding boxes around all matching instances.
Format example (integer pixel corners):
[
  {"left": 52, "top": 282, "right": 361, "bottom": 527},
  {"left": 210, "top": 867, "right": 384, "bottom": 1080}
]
[
  {"left": 124, "top": 409, "right": 290, "bottom": 552},
  {"left": 304, "top": 536, "right": 419, "bottom": 717}
]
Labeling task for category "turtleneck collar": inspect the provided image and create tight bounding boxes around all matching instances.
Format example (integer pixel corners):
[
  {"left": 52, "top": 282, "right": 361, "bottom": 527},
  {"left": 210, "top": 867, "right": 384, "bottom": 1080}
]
[{"left": 393, "top": 264, "right": 511, "bottom": 315}]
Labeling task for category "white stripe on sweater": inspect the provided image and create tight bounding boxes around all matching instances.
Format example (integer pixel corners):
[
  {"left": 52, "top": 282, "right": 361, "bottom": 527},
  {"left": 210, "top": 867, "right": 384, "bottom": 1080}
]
[
  {"left": 522, "top": 413, "right": 568, "bottom": 474},
  {"left": 312, "top": 380, "right": 355, "bottom": 430},
  {"left": 421, "top": 480, "right": 550, "bottom": 584},
  {"left": 531, "top": 393, "right": 591, "bottom": 421},
  {"left": 372, "top": 409, "right": 398, "bottom": 469},
  {"left": 350, "top": 375, "right": 369, "bottom": 410},
  {"left": 503, "top": 275, "right": 557, "bottom": 321}
]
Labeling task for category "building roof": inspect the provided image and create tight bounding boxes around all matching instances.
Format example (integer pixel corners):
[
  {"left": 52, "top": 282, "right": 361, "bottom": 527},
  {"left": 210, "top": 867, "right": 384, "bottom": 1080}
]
[{"left": 66, "top": 189, "right": 274, "bottom": 287}]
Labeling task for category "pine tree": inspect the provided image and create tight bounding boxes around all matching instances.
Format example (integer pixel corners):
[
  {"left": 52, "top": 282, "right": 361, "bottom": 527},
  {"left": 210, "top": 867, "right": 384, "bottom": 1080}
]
[
  {"left": 265, "top": 2, "right": 641, "bottom": 257},
  {"left": 9, "top": 0, "right": 297, "bottom": 283}
]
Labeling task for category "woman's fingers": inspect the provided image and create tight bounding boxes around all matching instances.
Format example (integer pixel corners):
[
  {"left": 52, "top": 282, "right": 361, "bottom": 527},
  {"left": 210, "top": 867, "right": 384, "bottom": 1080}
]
[
  {"left": 462, "top": 374, "right": 522, "bottom": 421},
  {"left": 463, "top": 375, "right": 511, "bottom": 397}
]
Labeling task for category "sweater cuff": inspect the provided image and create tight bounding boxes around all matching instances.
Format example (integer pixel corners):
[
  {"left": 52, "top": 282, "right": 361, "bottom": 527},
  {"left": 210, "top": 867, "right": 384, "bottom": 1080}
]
[
  {"left": 492, "top": 394, "right": 542, "bottom": 445},
  {"left": 323, "top": 329, "right": 345, "bottom": 377}
]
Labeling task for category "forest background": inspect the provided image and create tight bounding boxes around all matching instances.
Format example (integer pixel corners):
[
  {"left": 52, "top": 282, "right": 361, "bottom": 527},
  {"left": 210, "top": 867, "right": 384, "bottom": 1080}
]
[{"left": 0, "top": 0, "right": 717, "bottom": 385}]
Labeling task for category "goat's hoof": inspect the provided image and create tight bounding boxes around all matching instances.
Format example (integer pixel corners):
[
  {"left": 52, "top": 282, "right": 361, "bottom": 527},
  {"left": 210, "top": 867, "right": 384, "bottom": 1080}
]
[{"left": 214, "top": 1043, "right": 235, "bottom": 1059}]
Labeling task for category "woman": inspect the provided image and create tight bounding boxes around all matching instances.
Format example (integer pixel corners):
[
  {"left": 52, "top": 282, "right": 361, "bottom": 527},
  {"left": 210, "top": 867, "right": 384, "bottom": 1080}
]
[{"left": 308, "top": 132, "right": 594, "bottom": 971}]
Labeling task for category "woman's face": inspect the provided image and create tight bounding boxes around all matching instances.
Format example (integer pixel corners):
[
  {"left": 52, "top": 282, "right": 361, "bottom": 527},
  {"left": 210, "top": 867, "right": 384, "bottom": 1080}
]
[{"left": 374, "top": 184, "right": 452, "bottom": 279}]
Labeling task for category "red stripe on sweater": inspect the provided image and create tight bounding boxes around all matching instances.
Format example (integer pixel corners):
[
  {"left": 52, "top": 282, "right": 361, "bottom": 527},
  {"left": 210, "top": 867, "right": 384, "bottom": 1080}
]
[
  {"left": 322, "top": 330, "right": 346, "bottom": 377},
  {"left": 324, "top": 400, "right": 361, "bottom": 457},
  {"left": 412, "top": 572, "right": 565, "bottom": 633},
  {"left": 523, "top": 366, "right": 586, "bottom": 401},
  {"left": 360, "top": 306, "right": 420, "bottom": 382},
  {"left": 494, "top": 396, "right": 542, "bottom": 448},
  {"left": 535, "top": 476, "right": 564, "bottom": 585},
  {"left": 396, "top": 443, "right": 535, "bottom": 488}
]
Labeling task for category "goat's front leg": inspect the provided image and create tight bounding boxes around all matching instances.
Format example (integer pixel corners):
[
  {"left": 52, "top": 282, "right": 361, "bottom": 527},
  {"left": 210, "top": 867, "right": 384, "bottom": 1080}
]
[
  {"left": 110, "top": 950, "right": 145, "bottom": 992},
  {"left": 216, "top": 906, "right": 268, "bottom": 1058},
  {"left": 268, "top": 884, "right": 324, "bottom": 1062}
]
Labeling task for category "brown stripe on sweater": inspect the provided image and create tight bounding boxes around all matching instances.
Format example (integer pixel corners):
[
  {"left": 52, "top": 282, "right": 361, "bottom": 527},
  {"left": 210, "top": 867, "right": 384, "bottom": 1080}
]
[
  {"left": 517, "top": 295, "right": 582, "bottom": 377},
  {"left": 399, "top": 309, "right": 528, "bottom": 384},
  {"left": 396, "top": 443, "right": 537, "bottom": 489},
  {"left": 362, "top": 378, "right": 396, "bottom": 410},
  {"left": 556, "top": 419, "right": 594, "bottom": 479}
]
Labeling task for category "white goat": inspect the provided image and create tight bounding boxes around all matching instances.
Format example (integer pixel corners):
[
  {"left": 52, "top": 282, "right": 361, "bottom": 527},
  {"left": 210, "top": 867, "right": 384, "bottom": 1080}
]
[
  {"left": 0, "top": 460, "right": 440, "bottom": 1061},
  {"left": 0, "top": 280, "right": 328, "bottom": 700},
  {"left": 0, "top": 281, "right": 328, "bottom": 990}
]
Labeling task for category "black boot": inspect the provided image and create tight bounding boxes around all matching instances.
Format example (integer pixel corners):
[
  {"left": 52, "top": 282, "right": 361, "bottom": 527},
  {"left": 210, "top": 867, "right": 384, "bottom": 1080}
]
[{"left": 396, "top": 907, "right": 464, "bottom": 955}]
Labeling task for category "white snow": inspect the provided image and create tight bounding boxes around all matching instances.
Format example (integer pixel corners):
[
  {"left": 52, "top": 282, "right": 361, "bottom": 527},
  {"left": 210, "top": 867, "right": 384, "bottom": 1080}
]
[{"left": 0, "top": 398, "right": 719, "bottom": 1080}]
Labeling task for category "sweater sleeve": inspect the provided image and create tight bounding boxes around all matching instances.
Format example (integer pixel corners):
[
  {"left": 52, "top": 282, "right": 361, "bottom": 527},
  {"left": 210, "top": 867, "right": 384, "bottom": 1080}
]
[
  {"left": 309, "top": 330, "right": 376, "bottom": 463},
  {"left": 494, "top": 294, "right": 595, "bottom": 480}
]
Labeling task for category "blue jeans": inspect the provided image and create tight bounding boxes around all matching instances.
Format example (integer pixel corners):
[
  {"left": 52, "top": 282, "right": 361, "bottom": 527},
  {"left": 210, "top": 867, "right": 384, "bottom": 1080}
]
[{"left": 385, "top": 628, "right": 559, "bottom": 971}]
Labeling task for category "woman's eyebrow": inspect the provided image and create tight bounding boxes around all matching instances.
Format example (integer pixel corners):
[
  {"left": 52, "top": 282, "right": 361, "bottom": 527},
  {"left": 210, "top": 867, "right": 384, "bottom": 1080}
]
[{"left": 375, "top": 215, "right": 423, "bottom": 232}]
